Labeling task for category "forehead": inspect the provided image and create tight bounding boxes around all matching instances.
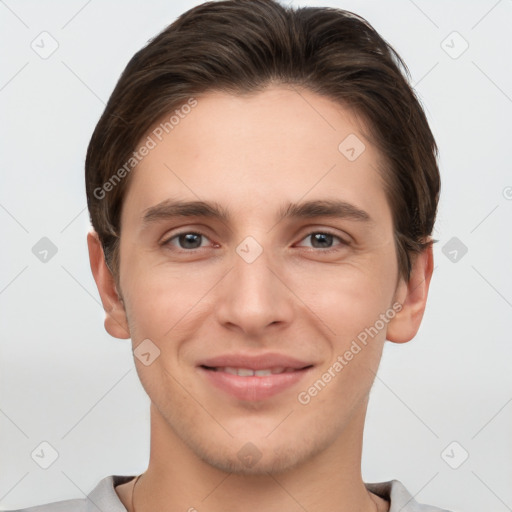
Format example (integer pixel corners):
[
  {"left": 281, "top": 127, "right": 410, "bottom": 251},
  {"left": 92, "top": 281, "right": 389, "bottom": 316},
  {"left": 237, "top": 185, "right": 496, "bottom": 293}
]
[{"left": 121, "top": 85, "right": 391, "bottom": 227}]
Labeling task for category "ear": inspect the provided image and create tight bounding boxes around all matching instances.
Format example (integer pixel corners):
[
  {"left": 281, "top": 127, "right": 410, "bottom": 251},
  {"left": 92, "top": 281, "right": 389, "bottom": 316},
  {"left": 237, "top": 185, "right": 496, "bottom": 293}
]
[
  {"left": 87, "top": 229, "right": 130, "bottom": 339},
  {"left": 386, "top": 244, "right": 434, "bottom": 344}
]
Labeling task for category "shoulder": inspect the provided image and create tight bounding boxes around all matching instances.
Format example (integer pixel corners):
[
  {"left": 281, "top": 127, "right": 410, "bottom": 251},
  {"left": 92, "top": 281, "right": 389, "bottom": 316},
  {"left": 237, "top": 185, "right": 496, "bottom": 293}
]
[
  {"left": 2, "top": 475, "right": 135, "bottom": 512},
  {"left": 4, "top": 498, "right": 86, "bottom": 512},
  {"left": 365, "top": 479, "right": 454, "bottom": 512}
]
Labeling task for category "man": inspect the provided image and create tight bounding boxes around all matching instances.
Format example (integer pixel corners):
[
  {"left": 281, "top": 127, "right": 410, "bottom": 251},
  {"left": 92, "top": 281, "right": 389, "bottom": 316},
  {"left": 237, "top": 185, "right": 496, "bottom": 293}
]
[{"left": 10, "top": 0, "right": 451, "bottom": 510}]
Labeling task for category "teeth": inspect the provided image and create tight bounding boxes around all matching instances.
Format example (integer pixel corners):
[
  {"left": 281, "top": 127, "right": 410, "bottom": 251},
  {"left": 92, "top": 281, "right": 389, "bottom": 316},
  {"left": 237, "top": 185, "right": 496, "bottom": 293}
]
[
  {"left": 218, "top": 367, "right": 290, "bottom": 376},
  {"left": 254, "top": 369, "right": 272, "bottom": 376},
  {"left": 237, "top": 368, "right": 255, "bottom": 377}
]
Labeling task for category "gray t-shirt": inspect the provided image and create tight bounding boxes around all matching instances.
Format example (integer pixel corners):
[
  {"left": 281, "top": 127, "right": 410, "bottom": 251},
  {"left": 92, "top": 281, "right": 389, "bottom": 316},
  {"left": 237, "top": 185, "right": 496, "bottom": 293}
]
[{"left": 6, "top": 475, "right": 453, "bottom": 512}]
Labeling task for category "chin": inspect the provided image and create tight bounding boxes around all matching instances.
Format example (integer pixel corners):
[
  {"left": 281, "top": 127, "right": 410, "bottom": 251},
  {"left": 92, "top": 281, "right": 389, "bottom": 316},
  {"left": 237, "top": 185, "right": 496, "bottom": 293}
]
[
  {"left": 187, "top": 431, "right": 332, "bottom": 476},
  {"left": 198, "top": 447, "right": 306, "bottom": 476}
]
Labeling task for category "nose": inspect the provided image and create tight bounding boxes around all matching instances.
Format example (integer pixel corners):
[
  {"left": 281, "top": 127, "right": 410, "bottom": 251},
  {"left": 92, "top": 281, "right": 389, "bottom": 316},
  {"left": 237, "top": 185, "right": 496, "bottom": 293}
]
[{"left": 214, "top": 244, "right": 295, "bottom": 337}]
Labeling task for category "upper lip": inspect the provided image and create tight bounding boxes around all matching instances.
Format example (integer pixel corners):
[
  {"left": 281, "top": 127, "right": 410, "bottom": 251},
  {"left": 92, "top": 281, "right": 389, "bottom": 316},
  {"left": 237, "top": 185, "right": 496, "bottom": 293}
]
[{"left": 198, "top": 353, "right": 313, "bottom": 371}]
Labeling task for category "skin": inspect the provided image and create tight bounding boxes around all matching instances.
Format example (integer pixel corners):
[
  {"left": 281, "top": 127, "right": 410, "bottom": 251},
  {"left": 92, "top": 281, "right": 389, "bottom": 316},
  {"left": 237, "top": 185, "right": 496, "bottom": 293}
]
[{"left": 88, "top": 85, "right": 433, "bottom": 512}]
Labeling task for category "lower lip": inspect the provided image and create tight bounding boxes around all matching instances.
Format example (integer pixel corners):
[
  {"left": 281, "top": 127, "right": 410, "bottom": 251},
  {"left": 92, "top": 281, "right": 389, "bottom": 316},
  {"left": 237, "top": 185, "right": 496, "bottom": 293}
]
[{"left": 198, "top": 367, "right": 312, "bottom": 401}]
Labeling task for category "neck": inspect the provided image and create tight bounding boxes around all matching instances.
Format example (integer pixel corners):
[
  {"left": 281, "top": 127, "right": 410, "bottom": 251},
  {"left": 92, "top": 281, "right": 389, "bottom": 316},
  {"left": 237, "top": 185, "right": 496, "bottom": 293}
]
[{"left": 125, "top": 400, "right": 386, "bottom": 512}]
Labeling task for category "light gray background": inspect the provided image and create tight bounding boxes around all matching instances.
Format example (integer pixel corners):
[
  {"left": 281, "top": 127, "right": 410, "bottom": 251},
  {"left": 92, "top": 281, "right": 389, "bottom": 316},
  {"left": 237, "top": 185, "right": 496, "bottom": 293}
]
[{"left": 1, "top": 1, "right": 511, "bottom": 511}]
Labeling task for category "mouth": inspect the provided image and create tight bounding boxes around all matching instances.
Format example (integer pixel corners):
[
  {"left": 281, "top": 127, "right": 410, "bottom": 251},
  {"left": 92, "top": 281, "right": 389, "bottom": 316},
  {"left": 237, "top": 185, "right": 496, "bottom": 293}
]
[{"left": 197, "top": 354, "right": 314, "bottom": 401}]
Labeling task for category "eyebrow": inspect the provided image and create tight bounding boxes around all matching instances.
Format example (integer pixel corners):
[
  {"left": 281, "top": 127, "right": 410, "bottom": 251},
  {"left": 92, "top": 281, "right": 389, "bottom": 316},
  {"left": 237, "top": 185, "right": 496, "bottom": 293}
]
[{"left": 141, "top": 198, "right": 371, "bottom": 227}]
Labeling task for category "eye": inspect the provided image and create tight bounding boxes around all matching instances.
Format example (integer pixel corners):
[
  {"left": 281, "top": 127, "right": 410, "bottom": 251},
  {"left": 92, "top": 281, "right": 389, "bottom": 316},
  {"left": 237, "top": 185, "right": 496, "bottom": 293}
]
[
  {"left": 161, "top": 230, "right": 348, "bottom": 253},
  {"left": 163, "top": 231, "right": 212, "bottom": 250},
  {"left": 296, "top": 231, "right": 348, "bottom": 250}
]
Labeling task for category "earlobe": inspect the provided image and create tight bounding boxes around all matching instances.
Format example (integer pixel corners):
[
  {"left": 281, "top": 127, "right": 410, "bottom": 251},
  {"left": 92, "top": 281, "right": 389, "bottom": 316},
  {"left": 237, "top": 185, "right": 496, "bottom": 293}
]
[
  {"left": 386, "top": 244, "right": 434, "bottom": 344},
  {"left": 87, "top": 229, "right": 131, "bottom": 339}
]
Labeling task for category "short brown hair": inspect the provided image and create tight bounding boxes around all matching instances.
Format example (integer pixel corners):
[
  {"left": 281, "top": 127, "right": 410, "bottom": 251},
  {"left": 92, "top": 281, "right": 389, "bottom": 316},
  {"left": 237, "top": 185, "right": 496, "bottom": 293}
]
[{"left": 85, "top": 0, "right": 440, "bottom": 284}]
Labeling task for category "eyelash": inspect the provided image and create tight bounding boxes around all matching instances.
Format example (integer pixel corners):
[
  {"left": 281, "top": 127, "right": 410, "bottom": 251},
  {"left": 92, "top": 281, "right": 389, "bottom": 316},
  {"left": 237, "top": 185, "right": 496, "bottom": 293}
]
[{"left": 161, "top": 230, "right": 349, "bottom": 253}]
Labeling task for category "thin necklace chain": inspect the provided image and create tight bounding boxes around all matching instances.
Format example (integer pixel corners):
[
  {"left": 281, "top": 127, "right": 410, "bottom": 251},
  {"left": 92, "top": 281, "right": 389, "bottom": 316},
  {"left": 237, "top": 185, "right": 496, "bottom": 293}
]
[{"left": 131, "top": 473, "right": 143, "bottom": 512}]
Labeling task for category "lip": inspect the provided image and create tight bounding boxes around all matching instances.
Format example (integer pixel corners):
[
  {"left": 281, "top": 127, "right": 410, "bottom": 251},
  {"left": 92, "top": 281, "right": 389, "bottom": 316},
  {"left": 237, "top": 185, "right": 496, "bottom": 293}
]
[
  {"left": 197, "top": 353, "right": 314, "bottom": 401},
  {"left": 198, "top": 353, "right": 312, "bottom": 371}
]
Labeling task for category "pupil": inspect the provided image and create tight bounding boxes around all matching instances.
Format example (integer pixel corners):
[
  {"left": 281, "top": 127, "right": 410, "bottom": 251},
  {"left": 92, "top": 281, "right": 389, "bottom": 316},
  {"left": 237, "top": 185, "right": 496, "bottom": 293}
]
[
  {"left": 179, "top": 233, "right": 202, "bottom": 249},
  {"left": 312, "top": 233, "right": 332, "bottom": 248}
]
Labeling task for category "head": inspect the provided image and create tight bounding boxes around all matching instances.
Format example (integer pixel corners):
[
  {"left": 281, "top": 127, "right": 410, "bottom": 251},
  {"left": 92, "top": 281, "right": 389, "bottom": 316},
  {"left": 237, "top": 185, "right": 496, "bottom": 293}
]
[{"left": 86, "top": 0, "right": 439, "bottom": 475}]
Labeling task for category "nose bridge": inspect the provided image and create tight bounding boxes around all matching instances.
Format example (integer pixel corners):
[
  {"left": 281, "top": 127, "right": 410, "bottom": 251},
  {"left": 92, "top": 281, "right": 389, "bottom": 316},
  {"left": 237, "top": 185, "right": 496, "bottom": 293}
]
[{"left": 215, "top": 237, "right": 293, "bottom": 334}]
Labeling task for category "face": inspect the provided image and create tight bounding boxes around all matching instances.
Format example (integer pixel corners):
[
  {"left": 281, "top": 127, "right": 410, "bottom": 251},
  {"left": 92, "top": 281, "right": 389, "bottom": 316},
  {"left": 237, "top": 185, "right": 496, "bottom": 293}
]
[{"left": 91, "top": 86, "right": 430, "bottom": 475}]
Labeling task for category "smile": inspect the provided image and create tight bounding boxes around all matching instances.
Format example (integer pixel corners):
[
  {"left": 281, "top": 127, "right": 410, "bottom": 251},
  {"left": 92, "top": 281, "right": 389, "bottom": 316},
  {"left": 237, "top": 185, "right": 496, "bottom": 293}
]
[{"left": 197, "top": 354, "right": 314, "bottom": 401}]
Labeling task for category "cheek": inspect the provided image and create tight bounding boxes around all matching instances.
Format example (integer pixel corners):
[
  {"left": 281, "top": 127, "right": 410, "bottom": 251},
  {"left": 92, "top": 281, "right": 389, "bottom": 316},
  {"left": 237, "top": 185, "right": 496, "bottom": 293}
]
[
  {"left": 121, "top": 232, "right": 398, "bottom": 345},
  {"left": 121, "top": 256, "right": 219, "bottom": 341},
  {"left": 288, "top": 259, "right": 397, "bottom": 342}
]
